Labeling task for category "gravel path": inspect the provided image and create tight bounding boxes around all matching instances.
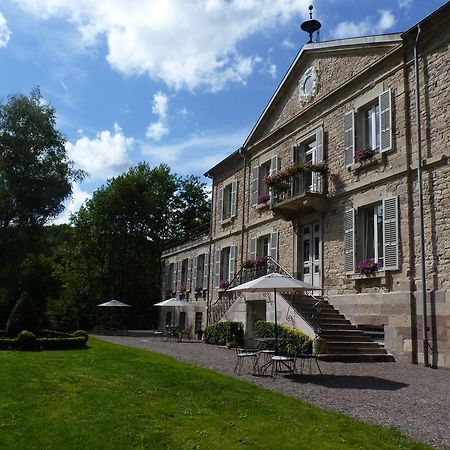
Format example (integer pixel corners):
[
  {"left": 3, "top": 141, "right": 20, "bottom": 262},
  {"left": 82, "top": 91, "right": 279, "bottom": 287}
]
[{"left": 95, "top": 335, "right": 450, "bottom": 448}]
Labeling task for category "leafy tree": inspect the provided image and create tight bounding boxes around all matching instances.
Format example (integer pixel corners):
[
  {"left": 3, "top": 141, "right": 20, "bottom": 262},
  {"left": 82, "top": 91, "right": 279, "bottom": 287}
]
[{"left": 6, "top": 291, "right": 39, "bottom": 336}]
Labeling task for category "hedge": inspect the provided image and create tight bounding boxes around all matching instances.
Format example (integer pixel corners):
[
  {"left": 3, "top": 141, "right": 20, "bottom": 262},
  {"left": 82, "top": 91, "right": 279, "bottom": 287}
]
[
  {"left": 254, "top": 321, "right": 312, "bottom": 357},
  {"left": 204, "top": 321, "right": 244, "bottom": 346},
  {"left": 0, "top": 330, "right": 89, "bottom": 351}
]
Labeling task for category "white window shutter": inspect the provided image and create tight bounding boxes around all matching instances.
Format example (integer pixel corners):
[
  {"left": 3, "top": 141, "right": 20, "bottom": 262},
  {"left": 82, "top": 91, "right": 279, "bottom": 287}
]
[
  {"left": 292, "top": 145, "right": 298, "bottom": 164},
  {"left": 163, "top": 263, "right": 168, "bottom": 291},
  {"left": 270, "top": 231, "right": 278, "bottom": 262},
  {"left": 177, "top": 261, "right": 182, "bottom": 291},
  {"left": 251, "top": 166, "right": 259, "bottom": 206},
  {"left": 187, "top": 258, "right": 192, "bottom": 292},
  {"left": 344, "top": 209, "right": 355, "bottom": 275},
  {"left": 379, "top": 89, "right": 392, "bottom": 153},
  {"left": 229, "top": 246, "right": 236, "bottom": 282},
  {"left": 315, "top": 127, "right": 324, "bottom": 162},
  {"left": 250, "top": 237, "right": 257, "bottom": 260},
  {"left": 192, "top": 257, "right": 197, "bottom": 292},
  {"left": 230, "top": 180, "right": 237, "bottom": 218},
  {"left": 218, "top": 187, "right": 224, "bottom": 221},
  {"left": 214, "top": 249, "right": 221, "bottom": 288},
  {"left": 383, "top": 196, "right": 399, "bottom": 270},
  {"left": 171, "top": 263, "right": 177, "bottom": 292},
  {"left": 203, "top": 253, "right": 209, "bottom": 290},
  {"left": 344, "top": 111, "right": 355, "bottom": 167},
  {"left": 270, "top": 155, "right": 278, "bottom": 176}
]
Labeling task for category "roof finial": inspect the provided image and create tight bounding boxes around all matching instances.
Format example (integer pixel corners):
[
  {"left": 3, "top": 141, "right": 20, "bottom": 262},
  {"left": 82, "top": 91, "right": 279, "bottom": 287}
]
[{"left": 301, "top": 4, "right": 321, "bottom": 44}]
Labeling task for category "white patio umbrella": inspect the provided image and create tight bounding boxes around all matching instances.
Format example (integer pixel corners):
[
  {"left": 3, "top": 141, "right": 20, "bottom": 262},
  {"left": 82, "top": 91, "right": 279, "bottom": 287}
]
[
  {"left": 154, "top": 298, "right": 194, "bottom": 328},
  {"left": 97, "top": 299, "right": 131, "bottom": 307},
  {"left": 229, "top": 273, "right": 321, "bottom": 354}
]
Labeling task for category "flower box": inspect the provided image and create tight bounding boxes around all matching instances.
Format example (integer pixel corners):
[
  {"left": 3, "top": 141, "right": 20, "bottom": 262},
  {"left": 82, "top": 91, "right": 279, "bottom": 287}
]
[{"left": 357, "top": 259, "right": 381, "bottom": 276}]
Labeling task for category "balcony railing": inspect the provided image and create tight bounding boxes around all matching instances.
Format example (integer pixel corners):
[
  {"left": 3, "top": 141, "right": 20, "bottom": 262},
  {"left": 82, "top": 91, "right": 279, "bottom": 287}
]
[{"left": 270, "top": 172, "right": 327, "bottom": 220}]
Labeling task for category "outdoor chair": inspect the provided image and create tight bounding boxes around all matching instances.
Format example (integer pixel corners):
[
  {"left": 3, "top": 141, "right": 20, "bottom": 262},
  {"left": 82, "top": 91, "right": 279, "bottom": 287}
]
[
  {"left": 234, "top": 347, "right": 259, "bottom": 375},
  {"left": 180, "top": 327, "right": 192, "bottom": 341},
  {"left": 271, "top": 355, "right": 296, "bottom": 376},
  {"left": 297, "top": 340, "right": 323, "bottom": 375}
]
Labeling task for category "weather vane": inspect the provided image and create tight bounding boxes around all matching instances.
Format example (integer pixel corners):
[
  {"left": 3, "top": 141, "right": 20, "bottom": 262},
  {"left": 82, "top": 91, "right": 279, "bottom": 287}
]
[{"left": 300, "top": 5, "right": 322, "bottom": 44}]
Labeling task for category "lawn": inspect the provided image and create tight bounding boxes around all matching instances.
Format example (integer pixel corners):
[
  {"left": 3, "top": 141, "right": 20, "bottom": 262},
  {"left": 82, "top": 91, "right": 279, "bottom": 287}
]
[{"left": 0, "top": 338, "right": 428, "bottom": 450}]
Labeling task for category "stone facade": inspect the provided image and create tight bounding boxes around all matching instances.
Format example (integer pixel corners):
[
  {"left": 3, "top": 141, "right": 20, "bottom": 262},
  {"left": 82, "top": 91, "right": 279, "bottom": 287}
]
[{"left": 161, "top": 5, "right": 450, "bottom": 368}]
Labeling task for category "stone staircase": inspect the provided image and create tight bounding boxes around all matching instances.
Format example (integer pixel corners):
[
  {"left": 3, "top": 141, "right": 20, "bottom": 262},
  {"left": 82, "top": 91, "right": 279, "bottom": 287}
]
[{"left": 285, "top": 294, "right": 394, "bottom": 362}]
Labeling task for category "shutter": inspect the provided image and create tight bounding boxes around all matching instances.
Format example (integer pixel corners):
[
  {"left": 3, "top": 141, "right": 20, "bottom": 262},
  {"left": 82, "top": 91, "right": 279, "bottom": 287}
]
[
  {"left": 192, "top": 256, "right": 197, "bottom": 291},
  {"left": 379, "top": 89, "right": 392, "bottom": 153},
  {"left": 229, "top": 245, "right": 236, "bottom": 282},
  {"left": 292, "top": 145, "right": 299, "bottom": 163},
  {"left": 251, "top": 166, "right": 259, "bottom": 206},
  {"left": 230, "top": 180, "right": 237, "bottom": 218},
  {"left": 163, "top": 263, "right": 169, "bottom": 291},
  {"left": 218, "top": 186, "right": 224, "bottom": 221},
  {"left": 171, "top": 263, "right": 176, "bottom": 293},
  {"left": 315, "top": 126, "right": 324, "bottom": 193},
  {"left": 344, "top": 209, "right": 355, "bottom": 275},
  {"left": 269, "top": 155, "right": 278, "bottom": 176},
  {"left": 177, "top": 261, "right": 182, "bottom": 291},
  {"left": 383, "top": 196, "right": 399, "bottom": 270},
  {"left": 270, "top": 231, "right": 278, "bottom": 262},
  {"left": 344, "top": 111, "right": 355, "bottom": 167},
  {"left": 250, "top": 237, "right": 257, "bottom": 260},
  {"left": 203, "top": 253, "right": 209, "bottom": 291},
  {"left": 214, "top": 249, "right": 221, "bottom": 288},
  {"left": 187, "top": 258, "right": 192, "bottom": 292}
]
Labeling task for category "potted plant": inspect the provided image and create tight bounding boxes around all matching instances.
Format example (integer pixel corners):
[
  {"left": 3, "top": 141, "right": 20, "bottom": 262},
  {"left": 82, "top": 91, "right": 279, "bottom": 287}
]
[
  {"left": 219, "top": 280, "right": 230, "bottom": 290},
  {"left": 257, "top": 193, "right": 270, "bottom": 204},
  {"left": 354, "top": 146, "right": 376, "bottom": 163},
  {"left": 357, "top": 259, "right": 381, "bottom": 276}
]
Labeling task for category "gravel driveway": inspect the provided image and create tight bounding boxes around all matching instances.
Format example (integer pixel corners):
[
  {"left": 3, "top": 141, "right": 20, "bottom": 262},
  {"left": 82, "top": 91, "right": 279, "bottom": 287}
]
[{"left": 95, "top": 335, "right": 450, "bottom": 448}]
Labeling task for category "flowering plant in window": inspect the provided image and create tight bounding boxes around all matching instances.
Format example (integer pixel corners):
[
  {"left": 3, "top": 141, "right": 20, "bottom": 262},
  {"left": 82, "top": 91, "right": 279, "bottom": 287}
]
[
  {"left": 257, "top": 193, "right": 270, "bottom": 204},
  {"left": 243, "top": 256, "right": 270, "bottom": 269},
  {"left": 354, "top": 146, "right": 376, "bottom": 163},
  {"left": 165, "top": 287, "right": 175, "bottom": 297},
  {"left": 263, "top": 162, "right": 329, "bottom": 188},
  {"left": 219, "top": 280, "right": 230, "bottom": 289},
  {"left": 195, "top": 286, "right": 203, "bottom": 294},
  {"left": 357, "top": 259, "right": 381, "bottom": 276}
]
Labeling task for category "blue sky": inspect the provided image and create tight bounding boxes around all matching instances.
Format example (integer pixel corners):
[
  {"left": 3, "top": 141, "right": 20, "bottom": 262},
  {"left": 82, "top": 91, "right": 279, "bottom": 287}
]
[{"left": 0, "top": 0, "right": 447, "bottom": 222}]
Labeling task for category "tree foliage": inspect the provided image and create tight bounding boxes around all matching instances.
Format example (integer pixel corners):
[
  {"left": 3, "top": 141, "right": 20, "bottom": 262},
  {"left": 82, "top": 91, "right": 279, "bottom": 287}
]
[{"left": 6, "top": 292, "right": 39, "bottom": 336}]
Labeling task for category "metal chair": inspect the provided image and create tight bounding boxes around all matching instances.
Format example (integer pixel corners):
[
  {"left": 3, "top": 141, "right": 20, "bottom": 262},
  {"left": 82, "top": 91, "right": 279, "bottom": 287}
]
[
  {"left": 271, "top": 355, "right": 296, "bottom": 376},
  {"left": 234, "top": 347, "right": 259, "bottom": 375},
  {"left": 297, "top": 340, "right": 323, "bottom": 374}
]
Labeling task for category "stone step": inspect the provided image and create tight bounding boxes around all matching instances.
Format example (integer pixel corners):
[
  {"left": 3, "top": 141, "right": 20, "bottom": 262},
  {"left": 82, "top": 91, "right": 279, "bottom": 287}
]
[
  {"left": 321, "top": 335, "right": 373, "bottom": 342},
  {"left": 318, "top": 317, "right": 351, "bottom": 324},
  {"left": 318, "top": 323, "right": 356, "bottom": 330},
  {"left": 326, "top": 346, "right": 388, "bottom": 355},
  {"left": 317, "top": 353, "right": 395, "bottom": 362}
]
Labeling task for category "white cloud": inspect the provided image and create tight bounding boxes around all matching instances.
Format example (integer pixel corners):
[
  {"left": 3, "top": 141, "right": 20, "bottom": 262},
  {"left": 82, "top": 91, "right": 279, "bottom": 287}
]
[
  {"left": 0, "top": 12, "right": 11, "bottom": 48},
  {"left": 66, "top": 123, "right": 133, "bottom": 180},
  {"left": 269, "top": 64, "right": 277, "bottom": 78},
  {"left": 140, "top": 127, "right": 249, "bottom": 174},
  {"left": 398, "top": 0, "right": 412, "bottom": 9},
  {"left": 52, "top": 182, "right": 92, "bottom": 224},
  {"left": 146, "top": 91, "right": 169, "bottom": 141},
  {"left": 11, "top": 0, "right": 310, "bottom": 91},
  {"left": 281, "top": 39, "right": 296, "bottom": 49},
  {"left": 333, "top": 9, "right": 397, "bottom": 39}
]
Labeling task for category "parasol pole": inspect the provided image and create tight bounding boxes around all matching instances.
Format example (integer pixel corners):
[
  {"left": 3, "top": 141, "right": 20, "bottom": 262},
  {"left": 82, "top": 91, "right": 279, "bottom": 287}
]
[{"left": 274, "top": 288, "right": 278, "bottom": 355}]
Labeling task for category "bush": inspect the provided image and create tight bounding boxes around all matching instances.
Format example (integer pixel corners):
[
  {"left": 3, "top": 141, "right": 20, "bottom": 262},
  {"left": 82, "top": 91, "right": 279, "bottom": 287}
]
[
  {"left": 6, "top": 292, "right": 40, "bottom": 337},
  {"left": 17, "top": 330, "right": 37, "bottom": 350},
  {"left": 71, "top": 330, "right": 88, "bottom": 338},
  {"left": 39, "top": 329, "right": 71, "bottom": 338},
  {"left": 254, "top": 321, "right": 312, "bottom": 357},
  {"left": 204, "top": 321, "right": 244, "bottom": 346},
  {"left": 0, "top": 338, "right": 17, "bottom": 350},
  {"left": 37, "top": 336, "right": 88, "bottom": 350}
]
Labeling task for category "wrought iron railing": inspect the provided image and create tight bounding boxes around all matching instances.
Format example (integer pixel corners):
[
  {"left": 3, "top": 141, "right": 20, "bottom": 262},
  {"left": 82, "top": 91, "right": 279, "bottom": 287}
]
[{"left": 271, "top": 172, "right": 325, "bottom": 205}]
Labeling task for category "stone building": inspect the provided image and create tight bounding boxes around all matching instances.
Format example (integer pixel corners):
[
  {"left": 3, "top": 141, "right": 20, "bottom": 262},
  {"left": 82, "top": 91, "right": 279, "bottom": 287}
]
[{"left": 161, "top": 4, "right": 450, "bottom": 368}]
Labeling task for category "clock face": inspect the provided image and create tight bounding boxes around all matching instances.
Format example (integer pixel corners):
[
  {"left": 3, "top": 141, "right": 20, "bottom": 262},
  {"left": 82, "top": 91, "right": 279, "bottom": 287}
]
[{"left": 299, "top": 67, "right": 318, "bottom": 102}]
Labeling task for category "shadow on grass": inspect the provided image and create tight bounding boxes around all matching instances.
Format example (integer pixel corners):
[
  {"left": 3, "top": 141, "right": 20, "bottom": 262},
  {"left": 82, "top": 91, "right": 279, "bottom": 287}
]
[{"left": 289, "top": 374, "right": 409, "bottom": 390}]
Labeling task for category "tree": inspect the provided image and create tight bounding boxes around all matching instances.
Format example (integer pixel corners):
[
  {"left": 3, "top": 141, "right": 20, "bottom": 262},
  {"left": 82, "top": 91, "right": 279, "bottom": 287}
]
[
  {"left": 6, "top": 291, "right": 39, "bottom": 336},
  {"left": 0, "top": 88, "right": 84, "bottom": 248}
]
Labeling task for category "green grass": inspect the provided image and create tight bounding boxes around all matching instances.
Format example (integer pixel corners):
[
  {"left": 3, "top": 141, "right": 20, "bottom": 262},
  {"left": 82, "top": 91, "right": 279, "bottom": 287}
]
[{"left": 0, "top": 339, "right": 428, "bottom": 450}]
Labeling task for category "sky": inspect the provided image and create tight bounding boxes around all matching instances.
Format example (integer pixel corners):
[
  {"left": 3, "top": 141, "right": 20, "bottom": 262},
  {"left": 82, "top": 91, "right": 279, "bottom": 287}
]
[{"left": 0, "top": 0, "right": 447, "bottom": 223}]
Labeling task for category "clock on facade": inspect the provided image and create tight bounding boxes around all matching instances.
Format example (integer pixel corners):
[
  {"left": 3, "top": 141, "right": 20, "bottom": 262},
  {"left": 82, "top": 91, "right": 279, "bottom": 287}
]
[{"left": 299, "top": 66, "right": 319, "bottom": 102}]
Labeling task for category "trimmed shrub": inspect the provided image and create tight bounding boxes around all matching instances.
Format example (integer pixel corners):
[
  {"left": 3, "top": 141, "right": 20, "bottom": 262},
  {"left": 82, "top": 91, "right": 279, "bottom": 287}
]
[
  {"left": 204, "top": 321, "right": 244, "bottom": 346},
  {"left": 254, "top": 321, "right": 312, "bottom": 357},
  {"left": 72, "top": 330, "right": 89, "bottom": 339},
  {"left": 0, "top": 338, "right": 17, "bottom": 350},
  {"left": 40, "top": 329, "right": 71, "bottom": 338},
  {"left": 6, "top": 292, "right": 40, "bottom": 337},
  {"left": 17, "top": 330, "right": 37, "bottom": 350},
  {"left": 37, "top": 336, "right": 88, "bottom": 350}
]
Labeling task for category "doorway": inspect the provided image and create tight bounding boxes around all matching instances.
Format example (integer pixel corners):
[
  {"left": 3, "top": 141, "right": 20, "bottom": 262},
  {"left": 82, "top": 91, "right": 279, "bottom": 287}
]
[
  {"left": 246, "top": 301, "right": 266, "bottom": 339},
  {"left": 298, "top": 222, "right": 321, "bottom": 287}
]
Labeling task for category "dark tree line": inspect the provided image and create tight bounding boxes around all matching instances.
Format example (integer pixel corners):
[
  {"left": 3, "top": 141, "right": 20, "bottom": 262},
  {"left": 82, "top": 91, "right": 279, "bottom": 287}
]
[{"left": 0, "top": 89, "right": 210, "bottom": 330}]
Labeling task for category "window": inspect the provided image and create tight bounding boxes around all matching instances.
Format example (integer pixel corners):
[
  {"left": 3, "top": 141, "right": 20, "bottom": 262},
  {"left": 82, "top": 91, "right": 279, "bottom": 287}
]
[
  {"left": 219, "top": 180, "right": 237, "bottom": 221},
  {"left": 195, "top": 312, "right": 203, "bottom": 332},
  {"left": 180, "top": 258, "right": 189, "bottom": 291},
  {"left": 251, "top": 156, "right": 278, "bottom": 206},
  {"left": 166, "top": 262, "right": 175, "bottom": 294},
  {"left": 192, "top": 253, "right": 208, "bottom": 294},
  {"left": 249, "top": 232, "right": 278, "bottom": 262},
  {"left": 195, "top": 254, "right": 205, "bottom": 290},
  {"left": 344, "top": 89, "right": 392, "bottom": 167},
  {"left": 165, "top": 311, "right": 172, "bottom": 326},
  {"left": 361, "top": 204, "right": 384, "bottom": 266},
  {"left": 344, "top": 197, "right": 399, "bottom": 275},
  {"left": 214, "top": 245, "right": 236, "bottom": 287},
  {"left": 293, "top": 127, "right": 324, "bottom": 194}
]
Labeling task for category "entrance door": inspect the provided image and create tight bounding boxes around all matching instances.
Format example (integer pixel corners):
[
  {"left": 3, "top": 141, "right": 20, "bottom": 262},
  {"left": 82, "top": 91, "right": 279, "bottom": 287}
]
[
  {"left": 246, "top": 301, "right": 266, "bottom": 339},
  {"left": 300, "top": 223, "right": 321, "bottom": 286}
]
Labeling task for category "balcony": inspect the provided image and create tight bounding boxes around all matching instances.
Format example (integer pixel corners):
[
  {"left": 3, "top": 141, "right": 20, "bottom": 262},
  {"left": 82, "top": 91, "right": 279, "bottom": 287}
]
[{"left": 270, "top": 172, "right": 327, "bottom": 221}]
